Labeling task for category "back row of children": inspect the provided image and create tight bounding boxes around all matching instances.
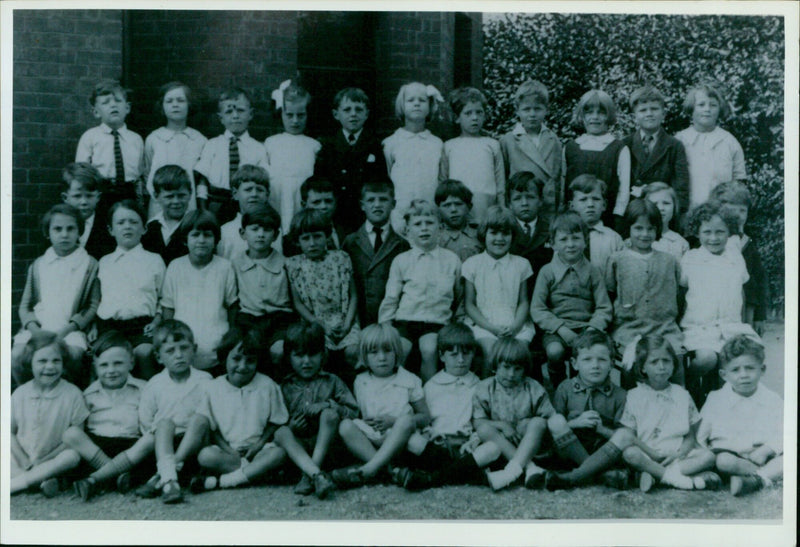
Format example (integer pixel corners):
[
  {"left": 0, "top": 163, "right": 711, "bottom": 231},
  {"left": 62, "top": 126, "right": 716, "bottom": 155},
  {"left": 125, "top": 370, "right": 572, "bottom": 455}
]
[
  {"left": 11, "top": 318, "right": 781, "bottom": 505},
  {"left": 72, "top": 75, "right": 745, "bottom": 242}
]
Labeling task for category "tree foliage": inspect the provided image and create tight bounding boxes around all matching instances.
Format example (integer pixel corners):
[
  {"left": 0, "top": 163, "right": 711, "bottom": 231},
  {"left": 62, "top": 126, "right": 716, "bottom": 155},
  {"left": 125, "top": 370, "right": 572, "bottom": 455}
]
[{"left": 483, "top": 13, "right": 785, "bottom": 312}]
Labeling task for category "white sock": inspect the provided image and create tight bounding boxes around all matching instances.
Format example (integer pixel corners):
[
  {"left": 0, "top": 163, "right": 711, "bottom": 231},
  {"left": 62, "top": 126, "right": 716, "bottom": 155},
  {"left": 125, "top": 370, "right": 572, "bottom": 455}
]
[
  {"left": 756, "top": 471, "right": 773, "bottom": 488},
  {"left": 219, "top": 468, "right": 248, "bottom": 488},
  {"left": 472, "top": 442, "right": 501, "bottom": 467},
  {"left": 157, "top": 455, "right": 178, "bottom": 483},
  {"left": 487, "top": 461, "right": 523, "bottom": 491}
]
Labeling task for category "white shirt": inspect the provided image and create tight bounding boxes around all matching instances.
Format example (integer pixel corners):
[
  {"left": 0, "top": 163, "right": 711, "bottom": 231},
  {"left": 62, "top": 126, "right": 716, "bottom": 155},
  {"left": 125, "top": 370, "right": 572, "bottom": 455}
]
[
  {"left": 364, "top": 220, "right": 390, "bottom": 249},
  {"left": 516, "top": 217, "right": 538, "bottom": 237},
  {"left": 620, "top": 383, "right": 699, "bottom": 455},
  {"left": 97, "top": 244, "right": 166, "bottom": 320},
  {"left": 75, "top": 123, "right": 144, "bottom": 182},
  {"left": 138, "top": 368, "right": 213, "bottom": 435},
  {"left": 424, "top": 370, "right": 479, "bottom": 438},
  {"left": 194, "top": 130, "right": 266, "bottom": 191},
  {"left": 680, "top": 246, "right": 748, "bottom": 327},
  {"left": 354, "top": 367, "right": 424, "bottom": 420},
  {"left": 148, "top": 212, "right": 184, "bottom": 247},
  {"left": 34, "top": 247, "right": 93, "bottom": 331}
]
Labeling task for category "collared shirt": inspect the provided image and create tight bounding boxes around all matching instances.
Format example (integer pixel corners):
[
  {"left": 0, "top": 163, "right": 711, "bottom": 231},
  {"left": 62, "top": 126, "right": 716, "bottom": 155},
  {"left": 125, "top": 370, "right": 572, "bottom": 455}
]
[
  {"left": 75, "top": 123, "right": 144, "bottom": 182},
  {"left": 138, "top": 368, "right": 213, "bottom": 435},
  {"left": 281, "top": 371, "right": 358, "bottom": 421},
  {"left": 143, "top": 126, "right": 207, "bottom": 199},
  {"left": 573, "top": 134, "right": 632, "bottom": 216},
  {"left": 232, "top": 249, "right": 292, "bottom": 316},
  {"left": 511, "top": 122, "right": 542, "bottom": 148},
  {"left": 198, "top": 373, "right": 288, "bottom": 452},
  {"left": 675, "top": 126, "right": 747, "bottom": 208},
  {"left": 148, "top": 213, "right": 184, "bottom": 248},
  {"left": 12, "top": 379, "right": 89, "bottom": 463},
  {"left": 160, "top": 255, "right": 238, "bottom": 355},
  {"left": 698, "top": 382, "right": 783, "bottom": 456},
  {"left": 620, "top": 382, "right": 699, "bottom": 455},
  {"left": 194, "top": 130, "right": 266, "bottom": 191},
  {"left": 34, "top": 247, "right": 93, "bottom": 331},
  {"left": 97, "top": 244, "right": 165, "bottom": 320},
  {"left": 79, "top": 214, "right": 95, "bottom": 249},
  {"left": 640, "top": 130, "right": 659, "bottom": 154},
  {"left": 472, "top": 376, "right": 555, "bottom": 424},
  {"left": 530, "top": 253, "right": 612, "bottom": 333},
  {"left": 364, "top": 220, "right": 389, "bottom": 250},
  {"left": 552, "top": 376, "right": 626, "bottom": 428},
  {"left": 353, "top": 367, "right": 424, "bottom": 420},
  {"left": 589, "top": 222, "right": 624, "bottom": 273},
  {"left": 424, "top": 370, "right": 480, "bottom": 438},
  {"left": 378, "top": 246, "right": 461, "bottom": 324},
  {"left": 83, "top": 376, "right": 146, "bottom": 439},
  {"left": 343, "top": 128, "right": 364, "bottom": 144},
  {"left": 442, "top": 135, "right": 505, "bottom": 199},
  {"left": 517, "top": 217, "right": 538, "bottom": 237},
  {"left": 438, "top": 226, "right": 482, "bottom": 262},
  {"left": 462, "top": 251, "right": 532, "bottom": 328}
]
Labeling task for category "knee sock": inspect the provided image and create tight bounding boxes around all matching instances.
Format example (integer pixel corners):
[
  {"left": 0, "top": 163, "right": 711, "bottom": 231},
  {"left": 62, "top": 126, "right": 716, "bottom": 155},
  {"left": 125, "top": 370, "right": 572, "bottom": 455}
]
[
  {"left": 219, "top": 468, "right": 248, "bottom": 488},
  {"left": 562, "top": 441, "right": 621, "bottom": 484},
  {"left": 553, "top": 430, "right": 590, "bottom": 466},
  {"left": 90, "top": 452, "right": 134, "bottom": 484},
  {"left": 88, "top": 448, "right": 112, "bottom": 470}
]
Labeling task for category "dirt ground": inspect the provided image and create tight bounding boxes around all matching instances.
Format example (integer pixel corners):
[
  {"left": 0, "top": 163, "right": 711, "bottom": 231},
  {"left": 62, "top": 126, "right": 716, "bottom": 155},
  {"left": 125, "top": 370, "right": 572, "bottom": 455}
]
[{"left": 7, "top": 322, "right": 788, "bottom": 523}]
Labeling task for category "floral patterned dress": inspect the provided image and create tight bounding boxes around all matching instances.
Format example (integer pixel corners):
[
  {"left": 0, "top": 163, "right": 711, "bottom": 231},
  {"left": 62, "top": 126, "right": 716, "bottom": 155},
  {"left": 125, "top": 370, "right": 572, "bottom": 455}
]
[{"left": 285, "top": 250, "right": 360, "bottom": 350}]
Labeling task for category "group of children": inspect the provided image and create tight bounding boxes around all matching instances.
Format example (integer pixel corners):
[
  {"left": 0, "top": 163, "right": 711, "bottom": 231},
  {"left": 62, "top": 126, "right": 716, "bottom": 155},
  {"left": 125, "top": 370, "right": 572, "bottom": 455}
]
[{"left": 10, "top": 76, "right": 781, "bottom": 505}]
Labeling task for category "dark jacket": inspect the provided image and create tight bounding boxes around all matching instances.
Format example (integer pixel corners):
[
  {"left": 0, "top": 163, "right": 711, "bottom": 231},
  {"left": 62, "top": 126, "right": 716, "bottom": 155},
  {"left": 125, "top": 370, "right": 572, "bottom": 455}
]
[
  {"left": 623, "top": 128, "right": 690, "bottom": 215},
  {"left": 510, "top": 215, "right": 552, "bottom": 294}
]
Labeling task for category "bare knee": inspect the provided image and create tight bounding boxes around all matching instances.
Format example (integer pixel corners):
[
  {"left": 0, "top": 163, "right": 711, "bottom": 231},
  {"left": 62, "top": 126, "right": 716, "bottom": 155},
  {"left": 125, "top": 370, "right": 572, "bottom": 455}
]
[
  {"left": 419, "top": 334, "right": 438, "bottom": 359},
  {"left": 62, "top": 448, "right": 82, "bottom": 468},
  {"left": 319, "top": 408, "right": 340, "bottom": 429},
  {"left": 338, "top": 419, "right": 357, "bottom": 438},
  {"left": 547, "top": 414, "right": 569, "bottom": 434},
  {"left": 622, "top": 446, "right": 644, "bottom": 465},
  {"left": 690, "top": 351, "right": 718, "bottom": 375},
  {"left": 344, "top": 345, "right": 359, "bottom": 367},
  {"left": 393, "top": 414, "right": 416, "bottom": 435},
  {"left": 273, "top": 425, "right": 293, "bottom": 445},
  {"left": 269, "top": 340, "right": 284, "bottom": 365},
  {"left": 610, "top": 428, "right": 635, "bottom": 450},
  {"left": 545, "top": 342, "right": 565, "bottom": 363},
  {"left": 715, "top": 452, "right": 738, "bottom": 472},
  {"left": 526, "top": 416, "right": 546, "bottom": 434},
  {"left": 197, "top": 446, "right": 219, "bottom": 468}
]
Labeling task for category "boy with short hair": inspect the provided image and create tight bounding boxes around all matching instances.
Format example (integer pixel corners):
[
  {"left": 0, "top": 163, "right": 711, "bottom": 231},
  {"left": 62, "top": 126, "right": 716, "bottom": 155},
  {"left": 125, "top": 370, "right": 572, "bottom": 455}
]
[
  {"left": 378, "top": 200, "right": 462, "bottom": 381},
  {"left": 710, "top": 181, "right": 769, "bottom": 336},
  {"left": 623, "top": 85, "right": 689, "bottom": 212},
  {"left": 232, "top": 205, "right": 296, "bottom": 369},
  {"left": 698, "top": 335, "right": 783, "bottom": 496},
  {"left": 66, "top": 331, "right": 155, "bottom": 501},
  {"left": 194, "top": 87, "right": 265, "bottom": 224},
  {"left": 530, "top": 211, "right": 613, "bottom": 389},
  {"left": 342, "top": 179, "right": 410, "bottom": 327},
  {"left": 274, "top": 322, "right": 358, "bottom": 499},
  {"left": 189, "top": 329, "right": 289, "bottom": 492},
  {"left": 217, "top": 164, "right": 271, "bottom": 260},
  {"left": 284, "top": 177, "right": 347, "bottom": 257},
  {"left": 141, "top": 164, "right": 194, "bottom": 265},
  {"left": 317, "top": 87, "right": 386, "bottom": 234},
  {"left": 61, "top": 162, "right": 115, "bottom": 260},
  {"left": 506, "top": 171, "right": 552, "bottom": 290},
  {"left": 545, "top": 330, "right": 630, "bottom": 490},
  {"left": 568, "top": 174, "right": 624, "bottom": 273},
  {"left": 75, "top": 79, "right": 144, "bottom": 204},
  {"left": 435, "top": 179, "right": 482, "bottom": 262},
  {"left": 499, "top": 80, "right": 562, "bottom": 215},
  {"left": 135, "top": 320, "right": 213, "bottom": 503}
]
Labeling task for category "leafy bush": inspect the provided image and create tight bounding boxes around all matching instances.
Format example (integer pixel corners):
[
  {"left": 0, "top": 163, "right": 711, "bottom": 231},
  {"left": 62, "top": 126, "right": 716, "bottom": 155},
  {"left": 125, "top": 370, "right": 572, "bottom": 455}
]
[{"left": 483, "top": 13, "right": 785, "bottom": 313}]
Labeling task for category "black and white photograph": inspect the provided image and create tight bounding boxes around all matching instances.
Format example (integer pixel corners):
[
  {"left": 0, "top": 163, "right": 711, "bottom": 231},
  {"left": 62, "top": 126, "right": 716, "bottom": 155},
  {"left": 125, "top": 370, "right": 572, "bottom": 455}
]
[{"left": 1, "top": 2, "right": 797, "bottom": 545}]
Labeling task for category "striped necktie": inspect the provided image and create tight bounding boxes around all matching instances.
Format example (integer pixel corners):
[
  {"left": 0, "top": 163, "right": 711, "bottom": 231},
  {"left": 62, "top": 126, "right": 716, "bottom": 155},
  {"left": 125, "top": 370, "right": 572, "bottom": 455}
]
[
  {"left": 229, "top": 135, "right": 240, "bottom": 183},
  {"left": 112, "top": 129, "right": 125, "bottom": 185}
]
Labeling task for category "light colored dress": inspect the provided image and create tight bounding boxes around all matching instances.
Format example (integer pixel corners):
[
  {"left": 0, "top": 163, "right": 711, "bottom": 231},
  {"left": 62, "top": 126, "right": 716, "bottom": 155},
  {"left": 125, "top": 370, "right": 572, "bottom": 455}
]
[
  {"left": 352, "top": 367, "right": 424, "bottom": 443},
  {"left": 620, "top": 382, "right": 699, "bottom": 456},
  {"left": 263, "top": 132, "right": 321, "bottom": 235},
  {"left": 285, "top": 250, "right": 360, "bottom": 350},
  {"left": 605, "top": 248, "right": 684, "bottom": 354},
  {"left": 679, "top": 246, "right": 759, "bottom": 352},
  {"left": 461, "top": 251, "right": 535, "bottom": 342},
  {"left": 442, "top": 135, "right": 505, "bottom": 223},
  {"left": 143, "top": 126, "right": 207, "bottom": 219},
  {"left": 675, "top": 126, "right": 746, "bottom": 208},
  {"left": 382, "top": 128, "right": 444, "bottom": 234}
]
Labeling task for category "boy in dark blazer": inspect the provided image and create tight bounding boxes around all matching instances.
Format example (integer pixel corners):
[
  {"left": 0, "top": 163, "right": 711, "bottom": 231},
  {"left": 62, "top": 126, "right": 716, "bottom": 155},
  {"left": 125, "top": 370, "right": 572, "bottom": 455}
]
[
  {"left": 507, "top": 172, "right": 552, "bottom": 294},
  {"left": 623, "top": 85, "right": 690, "bottom": 214},
  {"left": 342, "top": 179, "right": 409, "bottom": 327},
  {"left": 140, "top": 165, "right": 193, "bottom": 265},
  {"left": 61, "top": 162, "right": 115, "bottom": 261},
  {"left": 316, "top": 88, "right": 386, "bottom": 235}
]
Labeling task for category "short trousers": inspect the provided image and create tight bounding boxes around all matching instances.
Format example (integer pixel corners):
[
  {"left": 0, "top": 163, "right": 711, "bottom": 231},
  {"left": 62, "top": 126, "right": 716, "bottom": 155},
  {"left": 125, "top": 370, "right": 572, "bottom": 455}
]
[
  {"left": 394, "top": 320, "right": 444, "bottom": 342},
  {"left": 88, "top": 432, "right": 139, "bottom": 457},
  {"left": 96, "top": 316, "right": 153, "bottom": 348},
  {"left": 235, "top": 310, "right": 298, "bottom": 348}
]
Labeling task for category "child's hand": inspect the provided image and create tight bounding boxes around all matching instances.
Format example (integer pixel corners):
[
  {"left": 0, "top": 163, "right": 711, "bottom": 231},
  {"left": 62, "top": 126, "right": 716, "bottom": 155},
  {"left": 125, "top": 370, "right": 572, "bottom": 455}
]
[
  {"left": 497, "top": 325, "right": 515, "bottom": 338},
  {"left": 289, "top": 414, "right": 308, "bottom": 433},
  {"left": 143, "top": 317, "right": 161, "bottom": 337},
  {"left": 558, "top": 327, "right": 578, "bottom": 345},
  {"left": 569, "top": 411, "right": 601, "bottom": 430},
  {"left": 496, "top": 421, "right": 520, "bottom": 443},
  {"left": 305, "top": 402, "right": 330, "bottom": 417},
  {"left": 244, "top": 439, "right": 266, "bottom": 461},
  {"left": 365, "top": 414, "right": 395, "bottom": 433},
  {"left": 659, "top": 452, "right": 679, "bottom": 467}
]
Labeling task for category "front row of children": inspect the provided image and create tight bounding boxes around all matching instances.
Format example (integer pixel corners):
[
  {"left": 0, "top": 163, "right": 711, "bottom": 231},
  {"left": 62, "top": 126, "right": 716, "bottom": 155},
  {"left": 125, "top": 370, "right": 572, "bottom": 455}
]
[{"left": 11, "top": 315, "right": 782, "bottom": 504}]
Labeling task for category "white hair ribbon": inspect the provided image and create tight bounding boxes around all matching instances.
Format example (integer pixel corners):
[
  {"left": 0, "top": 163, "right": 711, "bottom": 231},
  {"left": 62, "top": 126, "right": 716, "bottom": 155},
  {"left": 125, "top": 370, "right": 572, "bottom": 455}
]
[
  {"left": 271, "top": 79, "right": 292, "bottom": 110},
  {"left": 425, "top": 84, "right": 444, "bottom": 103}
]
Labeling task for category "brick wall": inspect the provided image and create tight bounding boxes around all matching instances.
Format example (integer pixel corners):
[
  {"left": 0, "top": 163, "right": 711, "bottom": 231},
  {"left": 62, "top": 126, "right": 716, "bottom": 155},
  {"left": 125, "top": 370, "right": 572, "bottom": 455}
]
[
  {"left": 11, "top": 10, "right": 124, "bottom": 330},
  {"left": 126, "top": 10, "right": 298, "bottom": 142}
]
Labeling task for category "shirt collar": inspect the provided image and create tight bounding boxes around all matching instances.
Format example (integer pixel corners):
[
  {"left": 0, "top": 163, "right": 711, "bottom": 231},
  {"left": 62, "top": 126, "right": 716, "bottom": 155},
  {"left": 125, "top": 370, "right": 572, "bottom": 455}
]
[
  {"left": 239, "top": 249, "right": 282, "bottom": 273},
  {"left": 224, "top": 129, "right": 249, "bottom": 141},
  {"left": 682, "top": 125, "right": 725, "bottom": 147},
  {"left": 397, "top": 127, "right": 432, "bottom": 140},
  {"left": 482, "top": 250, "right": 511, "bottom": 267},
  {"left": 572, "top": 376, "right": 614, "bottom": 395},
  {"left": 85, "top": 376, "right": 141, "bottom": 395},
  {"left": 43, "top": 245, "right": 88, "bottom": 266},
  {"left": 430, "top": 370, "right": 477, "bottom": 386},
  {"left": 550, "top": 253, "right": 590, "bottom": 284},
  {"left": 30, "top": 379, "right": 67, "bottom": 398},
  {"left": 100, "top": 122, "right": 127, "bottom": 134},
  {"left": 576, "top": 133, "right": 615, "bottom": 146},
  {"left": 156, "top": 126, "right": 200, "bottom": 142},
  {"left": 440, "top": 226, "right": 469, "bottom": 242},
  {"left": 108, "top": 243, "right": 144, "bottom": 262},
  {"left": 512, "top": 122, "right": 550, "bottom": 138},
  {"left": 343, "top": 128, "right": 364, "bottom": 142},
  {"left": 409, "top": 244, "right": 438, "bottom": 257},
  {"left": 364, "top": 220, "right": 388, "bottom": 237},
  {"left": 639, "top": 382, "right": 676, "bottom": 401},
  {"left": 517, "top": 217, "right": 538, "bottom": 233}
]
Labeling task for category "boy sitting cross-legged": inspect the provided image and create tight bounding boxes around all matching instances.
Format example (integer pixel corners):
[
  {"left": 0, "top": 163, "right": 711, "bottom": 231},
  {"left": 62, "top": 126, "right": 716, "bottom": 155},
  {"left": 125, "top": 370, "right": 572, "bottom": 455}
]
[
  {"left": 189, "top": 328, "right": 289, "bottom": 493},
  {"left": 135, "top": 320, "right": 212, "bottom": 503},
  {"left": 544, "top": 330, "right": 631, "bottom": 490},
  {"left": 274, "top": 321, "right": 359, "bottom": 499},
  {"left": 698, "top": 335, "right": 783, "bottom": 496},
  {"left": 66, "top": 331, "right": 155, "bottom": 501}
]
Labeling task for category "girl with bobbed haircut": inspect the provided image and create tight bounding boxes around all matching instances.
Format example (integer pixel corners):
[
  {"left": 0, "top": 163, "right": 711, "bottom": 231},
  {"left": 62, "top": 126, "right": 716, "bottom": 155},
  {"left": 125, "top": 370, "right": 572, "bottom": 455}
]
[
  {"left": 622, "top": 198, "right": 663, "bottom": 241},
  {"left": 630, "top": 334, "right": 682, "bottom": 384},
  {"left": 487, "top": 336, "right": 532, "bottom": 375},
  {"left": 18, "top": 331, "right": 71, "bottom": 378},
  {"left": 288, "top": 208, "right": 333, "bottom": 243},
  {"left": 476, "top": 205, "right": 517, "bottom": 246},
  {"left": 357, "top": 323, "right": 405, "bottom": 371},
  {"left": 448, "top": 87, "right": 488, "bottom": 120},
  {"left": 682, "top": 82, "right": 732, "bottom": 120},
  {"left": 570, "top": 89, "right": 618, "bottom": 128}
]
